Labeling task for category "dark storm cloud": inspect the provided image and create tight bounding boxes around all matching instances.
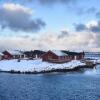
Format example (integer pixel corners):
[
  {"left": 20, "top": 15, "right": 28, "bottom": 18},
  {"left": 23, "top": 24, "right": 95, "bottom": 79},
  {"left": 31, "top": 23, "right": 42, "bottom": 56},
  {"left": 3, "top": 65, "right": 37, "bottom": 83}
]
[{"left": 0, "top": 3, "right": 46, "bottom": 32}]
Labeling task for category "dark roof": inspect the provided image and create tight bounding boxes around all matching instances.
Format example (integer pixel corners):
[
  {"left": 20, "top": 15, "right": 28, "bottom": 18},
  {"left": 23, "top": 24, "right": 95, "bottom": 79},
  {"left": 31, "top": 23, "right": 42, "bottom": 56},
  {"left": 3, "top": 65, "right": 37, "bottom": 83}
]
[
  {"left": 62, "top": 50, "right": 84, "bottom": 56},
  {"left": 33, "top": 50, "right": 46, "bottom": 55},
  {"left": 24, "top": 50, "right": 46, "bottom": 56}
]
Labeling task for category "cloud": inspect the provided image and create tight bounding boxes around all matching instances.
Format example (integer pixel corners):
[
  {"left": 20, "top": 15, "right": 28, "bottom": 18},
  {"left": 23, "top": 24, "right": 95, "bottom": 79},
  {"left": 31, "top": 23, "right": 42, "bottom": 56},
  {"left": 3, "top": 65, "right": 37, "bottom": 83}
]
[
  {"left": 0, "top": 30, "right": 100, "bottom": 52},
  {"left": 37, "top": 0, "right": 77, "bottom": 5},
  {"left": 30, "top": 31, "right": 100, "bottom": 51},
  {"left": 23, "top": 0, "right": 78, "bottom": 7},
  {"left": 0, "top": 3, "right": 46, "bottom": 32},
  {"left": 86, "top": 7, "right": 97, "bottom": 14},
  {"left": 96, "top": 11, "right": 100, "bottom": 18},
  {"left": 75, "top": 20, "right": 100, "bottom": 33},
  {"left": 77, "top": 7, "right": 97, "bottom": 15},
  {"left": 58, "top": 28, "right": 69, "bottom": 38},
  {"left": 75, "top": 24, "right": 87, "bottom": 32}
]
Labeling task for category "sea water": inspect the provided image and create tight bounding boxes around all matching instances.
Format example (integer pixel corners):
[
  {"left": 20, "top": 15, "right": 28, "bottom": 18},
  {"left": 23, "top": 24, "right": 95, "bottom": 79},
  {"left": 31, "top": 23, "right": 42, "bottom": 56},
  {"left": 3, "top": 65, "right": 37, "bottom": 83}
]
[{"left": 0, "top": 65, "right": 100, "bottom": 100}]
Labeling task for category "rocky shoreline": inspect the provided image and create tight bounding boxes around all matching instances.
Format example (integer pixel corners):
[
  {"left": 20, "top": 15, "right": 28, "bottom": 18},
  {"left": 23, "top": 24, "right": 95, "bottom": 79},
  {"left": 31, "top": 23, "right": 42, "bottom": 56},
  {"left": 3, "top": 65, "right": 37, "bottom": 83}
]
[{"left": 0, "top": 64, "right": 96, "bottom": 74}]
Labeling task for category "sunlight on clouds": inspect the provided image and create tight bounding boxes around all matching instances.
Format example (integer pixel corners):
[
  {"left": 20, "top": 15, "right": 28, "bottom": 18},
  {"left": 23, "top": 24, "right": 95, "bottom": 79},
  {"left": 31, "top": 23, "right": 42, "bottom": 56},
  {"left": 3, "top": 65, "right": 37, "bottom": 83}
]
[
  {"left": 86, "top": 20, "right": 98, "bottom": 28},
  {"left": 3, "top": 3, "right": 33, "bottom": 14}
]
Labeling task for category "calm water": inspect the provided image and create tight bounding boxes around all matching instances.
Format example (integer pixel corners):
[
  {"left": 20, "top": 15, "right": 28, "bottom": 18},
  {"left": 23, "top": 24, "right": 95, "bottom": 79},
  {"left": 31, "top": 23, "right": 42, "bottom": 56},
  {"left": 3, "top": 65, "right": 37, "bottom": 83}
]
[{"left": 0, "top": 65, "right": 100, "bottom": 100}]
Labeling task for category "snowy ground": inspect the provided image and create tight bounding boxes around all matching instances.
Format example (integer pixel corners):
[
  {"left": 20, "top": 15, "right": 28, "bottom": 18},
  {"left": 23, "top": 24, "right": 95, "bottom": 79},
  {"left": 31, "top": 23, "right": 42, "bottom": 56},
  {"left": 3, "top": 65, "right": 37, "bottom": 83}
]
[{"left": 0, "top": 59, "right": 85, "bottom": 72}]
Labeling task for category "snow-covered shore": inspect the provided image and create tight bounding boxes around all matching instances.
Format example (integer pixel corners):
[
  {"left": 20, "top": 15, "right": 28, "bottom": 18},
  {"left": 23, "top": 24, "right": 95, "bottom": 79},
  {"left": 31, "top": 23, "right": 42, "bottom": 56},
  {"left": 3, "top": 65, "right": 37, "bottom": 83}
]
[{"left": 0, "top": 59, "right": 86, "bottom": 73}]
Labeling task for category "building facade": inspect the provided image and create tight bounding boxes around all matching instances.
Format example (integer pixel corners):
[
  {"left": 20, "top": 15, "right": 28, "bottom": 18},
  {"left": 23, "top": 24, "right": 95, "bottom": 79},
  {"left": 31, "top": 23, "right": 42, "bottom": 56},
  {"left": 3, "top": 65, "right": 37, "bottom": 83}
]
[
  {"left": 42, "top": 50, "right": 69, "bottom": 63},
  {"left": 42, "top": 50, "right": 85, "bottom": 63}
]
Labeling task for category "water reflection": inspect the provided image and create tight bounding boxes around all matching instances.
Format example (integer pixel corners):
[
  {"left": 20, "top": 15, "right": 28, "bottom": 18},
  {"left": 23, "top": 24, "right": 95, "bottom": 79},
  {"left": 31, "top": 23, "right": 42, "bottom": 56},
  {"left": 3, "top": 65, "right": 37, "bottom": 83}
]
[{"left": 84, "top": 65, "right": 100, "bottom": 76}]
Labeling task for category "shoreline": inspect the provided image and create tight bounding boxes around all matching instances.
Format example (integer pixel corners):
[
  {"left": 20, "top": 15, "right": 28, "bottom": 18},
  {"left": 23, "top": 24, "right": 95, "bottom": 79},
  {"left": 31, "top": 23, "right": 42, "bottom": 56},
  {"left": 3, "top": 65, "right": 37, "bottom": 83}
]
[{"left": 0, "top": 64, "right": 96, "bottom": 74}]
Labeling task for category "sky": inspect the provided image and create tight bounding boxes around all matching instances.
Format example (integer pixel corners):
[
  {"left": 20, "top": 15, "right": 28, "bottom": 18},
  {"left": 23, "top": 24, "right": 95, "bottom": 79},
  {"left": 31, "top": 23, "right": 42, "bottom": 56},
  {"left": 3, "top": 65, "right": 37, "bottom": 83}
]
[{"left": 0, "top": 0, "right": 100, "bottom": 52}]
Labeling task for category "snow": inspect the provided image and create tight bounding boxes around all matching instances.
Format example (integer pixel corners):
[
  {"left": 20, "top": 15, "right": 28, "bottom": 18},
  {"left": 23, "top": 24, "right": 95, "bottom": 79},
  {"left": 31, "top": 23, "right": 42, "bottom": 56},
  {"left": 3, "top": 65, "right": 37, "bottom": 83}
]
[
  {"left": 0, "top": 59, "right": 85, "bottom": 72},
  {"left": 0, "top": 52, "right": 3, "bottom": 55},
  {"left": 51, "top": 50, "right": 68, "bottom": 56},
  {"left": 6, "top": 50, "right": 23, "bottom": 55}
]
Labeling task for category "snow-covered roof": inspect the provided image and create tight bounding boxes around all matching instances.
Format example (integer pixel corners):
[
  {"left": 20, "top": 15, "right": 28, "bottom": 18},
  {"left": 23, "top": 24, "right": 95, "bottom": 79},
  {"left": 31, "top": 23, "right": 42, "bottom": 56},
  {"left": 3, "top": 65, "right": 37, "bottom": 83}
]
[
  {"left": 7, "top": 50, "right": 23, "bottom": 55},
  {"left": 71, "top": 50, "right": 84, "bottom": 53},
  {"left": 51, "top": 50, "right": 68, "bottom": 56}
]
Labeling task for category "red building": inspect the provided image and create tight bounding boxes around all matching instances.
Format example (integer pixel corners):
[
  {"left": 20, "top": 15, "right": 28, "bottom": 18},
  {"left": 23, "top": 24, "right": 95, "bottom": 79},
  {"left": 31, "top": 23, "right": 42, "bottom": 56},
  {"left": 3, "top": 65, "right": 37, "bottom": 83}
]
[
  {"left": 42, "top": 50, "right": 69, "bottom": 63},
  {"left": 42, "top": 50, "right": 85, "bottom": 63},
  {"left": 2, "top": 50, "right": 25, "bottom": 59},
  {"left": 2, "top": 51, "right": 13, "bottom": 59}
]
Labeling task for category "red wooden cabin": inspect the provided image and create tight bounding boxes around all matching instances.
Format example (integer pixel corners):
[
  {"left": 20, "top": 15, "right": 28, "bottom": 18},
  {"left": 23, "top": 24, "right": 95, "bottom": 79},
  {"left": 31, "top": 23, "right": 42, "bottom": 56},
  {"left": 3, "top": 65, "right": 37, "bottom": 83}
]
[
  {"left": 41, "top": 50, "right": 69, "bottom": 63},
  {"left": 2, "top": 50, "right": 25, "bottom": 59},
  {"left": 2, "top": 51, "right": 13, "bottom": 59},
  {"left": 42, "top": 50, "right": 85, "bottom": 63}
]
